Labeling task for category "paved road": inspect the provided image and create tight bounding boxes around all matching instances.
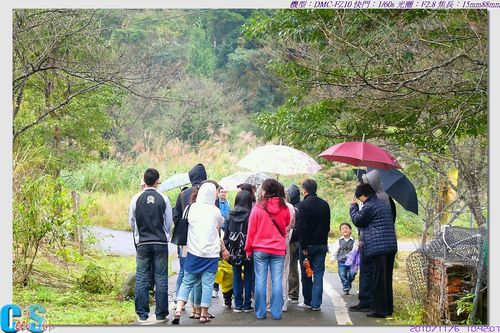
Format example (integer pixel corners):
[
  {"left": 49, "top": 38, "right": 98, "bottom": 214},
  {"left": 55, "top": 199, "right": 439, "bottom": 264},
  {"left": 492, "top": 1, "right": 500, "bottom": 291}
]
[
  {"left": 87, "top": 226, "right": 177, "bottom": 257},
  {"left": 89, "top": 225, "right": 419, "bottom": 258},
  {"left": 160, "top": 270, "right": 388, "bottom": 327},
  {"left": 87, "top": 226, "right": 410, "bottom": 326}
]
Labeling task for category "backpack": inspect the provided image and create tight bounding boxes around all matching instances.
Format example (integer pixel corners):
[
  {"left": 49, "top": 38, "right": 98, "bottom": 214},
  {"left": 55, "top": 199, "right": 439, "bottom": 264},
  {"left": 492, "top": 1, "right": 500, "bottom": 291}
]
[{"left": 226, "top": 221, "right": 246, "bottom": 266}]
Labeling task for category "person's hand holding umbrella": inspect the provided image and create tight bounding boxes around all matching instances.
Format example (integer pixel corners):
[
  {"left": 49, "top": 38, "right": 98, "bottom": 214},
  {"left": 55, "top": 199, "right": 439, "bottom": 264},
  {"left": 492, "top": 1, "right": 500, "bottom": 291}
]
[{"left": 352, "top": 167, "right": 418, "bottom": 215}]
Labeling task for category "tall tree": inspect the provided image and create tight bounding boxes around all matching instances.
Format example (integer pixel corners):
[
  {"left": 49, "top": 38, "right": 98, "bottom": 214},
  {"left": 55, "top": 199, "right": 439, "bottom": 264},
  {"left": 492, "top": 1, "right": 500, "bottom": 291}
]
[
  {"left": 13, "top": 9, "right": 183, "bottom": 171},
  {"left": 187, "top": 23, "right": 217, "bottom": 78},
  {"left": 244, "top": 9, "right": 487, "bottom": 227}
]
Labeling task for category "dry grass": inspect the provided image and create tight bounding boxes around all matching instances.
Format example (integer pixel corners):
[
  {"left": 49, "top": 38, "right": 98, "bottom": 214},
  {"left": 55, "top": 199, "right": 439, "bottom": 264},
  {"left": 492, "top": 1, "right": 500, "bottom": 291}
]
[
  {"left": 77, "top": 130, "right": 421, "bottom": 238},
  {"left": 83, "top": 131, "right": 264, "bottom": 231},
  {"left": 86, "top": 191, "right": 135, "bottom": 231},
  {"left": 389, "top": 250, "right": 425, "bottom": 325}
]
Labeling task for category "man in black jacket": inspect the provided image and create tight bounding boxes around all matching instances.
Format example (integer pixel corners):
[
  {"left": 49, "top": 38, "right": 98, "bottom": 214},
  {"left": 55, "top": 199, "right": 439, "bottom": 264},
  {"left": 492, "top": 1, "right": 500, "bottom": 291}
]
[
  {"left": 129, "top": 168, "right": 173, "bottom": 324},
  {"left": 297, "top": 179, "right": 331, "bottom": 311}
]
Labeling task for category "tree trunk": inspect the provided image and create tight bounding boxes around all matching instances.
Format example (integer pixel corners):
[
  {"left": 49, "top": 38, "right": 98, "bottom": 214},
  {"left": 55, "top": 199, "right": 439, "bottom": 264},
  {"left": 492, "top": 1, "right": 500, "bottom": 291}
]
[{"left": 450, "top": 139, "right": 487, "bottom": 227}]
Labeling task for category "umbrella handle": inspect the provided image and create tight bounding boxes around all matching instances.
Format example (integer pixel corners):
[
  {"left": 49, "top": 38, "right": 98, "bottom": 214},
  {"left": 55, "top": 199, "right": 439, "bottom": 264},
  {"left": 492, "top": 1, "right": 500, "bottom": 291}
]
[{"left": 353, "top": 167, "right": 364, "bottom": 204}]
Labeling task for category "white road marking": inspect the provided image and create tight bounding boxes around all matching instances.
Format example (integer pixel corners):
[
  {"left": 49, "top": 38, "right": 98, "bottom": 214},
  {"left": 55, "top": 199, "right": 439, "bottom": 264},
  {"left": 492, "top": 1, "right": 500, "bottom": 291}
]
[{"left": 324, "top": 279, "right": 353, "bottom": 325}]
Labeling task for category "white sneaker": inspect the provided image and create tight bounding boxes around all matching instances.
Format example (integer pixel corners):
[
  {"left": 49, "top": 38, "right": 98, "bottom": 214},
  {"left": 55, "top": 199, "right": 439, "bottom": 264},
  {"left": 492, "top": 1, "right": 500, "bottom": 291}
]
[
  {"left": 212, "top": 290, "right": 218, "bottom": 298},
  {"left": 282, "top": 298, "right": 288, "bottom": 312},
  {"left": 312, "top": 307, "right": 321, "bottom": 311},
  {"left": 298, "top": 302, "right": 312, "bottom": 309},
  {"left": 137, "top": 318, "right": 149, "bottom": 325},
  {"left": 137, "top": 319, "right": 164, "bottom": 326}
]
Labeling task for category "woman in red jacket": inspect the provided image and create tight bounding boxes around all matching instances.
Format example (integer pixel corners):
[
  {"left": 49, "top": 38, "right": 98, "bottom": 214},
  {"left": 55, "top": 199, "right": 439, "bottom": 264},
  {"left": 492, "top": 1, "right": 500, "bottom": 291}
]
[{"left": 245, "top": 179, "right": 290, "bottom": 320}]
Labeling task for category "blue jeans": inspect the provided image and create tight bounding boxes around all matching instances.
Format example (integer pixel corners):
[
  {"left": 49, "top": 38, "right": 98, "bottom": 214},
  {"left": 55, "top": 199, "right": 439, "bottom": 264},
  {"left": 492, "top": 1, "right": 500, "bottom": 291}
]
[
  {"left": 135, "top": 244, "right": 169, "bottom": 320},
  {"left": 190, "top": 279, "right": 202, "bottom": 306},
  {"left": 299, "top": 244, "right": 328, "bottom": 309},
  {"left": 177, "top": 271, "right": 216, "bottom": 308},
  {"left": 232, "top": 259, "right": 254, "bottom": 309},
  {"left": 175, "top": 247, "right": 199, "bottom": 305},
  {"left": 253, "top": 251, "right": 285, "bottom": 319},
  {"left": 338, "top": 260, "right": 356, "bottom": 291},
  {"left": 175, "top": 246, "right": 186, "bottom": 301}
]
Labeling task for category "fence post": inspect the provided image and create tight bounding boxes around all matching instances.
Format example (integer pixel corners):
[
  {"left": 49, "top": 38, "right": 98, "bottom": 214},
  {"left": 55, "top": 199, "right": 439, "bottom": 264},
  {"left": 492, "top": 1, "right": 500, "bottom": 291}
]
[{"left": 71, "top": 191, "right": 83, "bottom": 255}]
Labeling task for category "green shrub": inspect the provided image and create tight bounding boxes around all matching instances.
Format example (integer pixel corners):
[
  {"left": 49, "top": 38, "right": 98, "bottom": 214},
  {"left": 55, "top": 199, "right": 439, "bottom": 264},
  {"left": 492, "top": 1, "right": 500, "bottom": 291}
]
[
  {"left": 61, "top": 160, "right": 145, "bottom": 193},
  {"left": 392, "top": 301, "right": 425, "bottom": 324},
  {"left": 13, "top": 175, "right": 82, "bottom": 286},
  {"left": 457, "top": 293, "right": 482, "bottom": 325},
  {"left": 77, "top": 263, "right": 113, "bottom": 294}
]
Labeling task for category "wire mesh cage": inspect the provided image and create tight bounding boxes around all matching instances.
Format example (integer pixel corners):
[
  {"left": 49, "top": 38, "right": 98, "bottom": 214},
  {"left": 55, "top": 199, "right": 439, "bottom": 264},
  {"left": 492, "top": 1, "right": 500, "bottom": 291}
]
[{"left": 406, "top": 225, "right": 488, "bottom": 305}]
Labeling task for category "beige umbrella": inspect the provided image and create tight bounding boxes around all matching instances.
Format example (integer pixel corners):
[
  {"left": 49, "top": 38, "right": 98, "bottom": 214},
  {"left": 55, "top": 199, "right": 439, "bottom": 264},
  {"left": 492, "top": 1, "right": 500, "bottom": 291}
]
[{"left": 237, "top": 144, "right": 321, "bottom": 176}]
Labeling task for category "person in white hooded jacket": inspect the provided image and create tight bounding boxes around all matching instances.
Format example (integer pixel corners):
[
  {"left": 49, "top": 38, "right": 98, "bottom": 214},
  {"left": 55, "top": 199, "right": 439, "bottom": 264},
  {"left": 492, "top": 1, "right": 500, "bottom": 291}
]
[{"left": 172, "top": 181, "right": 224, "bottom": 325}]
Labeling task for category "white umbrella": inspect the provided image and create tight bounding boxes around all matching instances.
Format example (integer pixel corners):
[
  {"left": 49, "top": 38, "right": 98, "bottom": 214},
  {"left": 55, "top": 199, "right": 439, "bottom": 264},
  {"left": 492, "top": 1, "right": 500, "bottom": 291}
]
[
  {"left": 237, "top": 144, "right": 322, "bottom": 176},
  {"left": 158, "top": 172, "right": 190, "bottom": 192},
  {"left": 219, "top": 171, "right": 272, "bottom": 191}
]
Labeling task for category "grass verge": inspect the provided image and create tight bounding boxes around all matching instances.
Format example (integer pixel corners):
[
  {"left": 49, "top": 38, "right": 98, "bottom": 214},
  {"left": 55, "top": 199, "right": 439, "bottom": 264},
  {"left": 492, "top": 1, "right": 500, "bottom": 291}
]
[
  {"left": 13, "top": 246, "right": 176, "bottom": 325},
  {"left": 387, "top": 251, "right": 425, "bottom": 325}
]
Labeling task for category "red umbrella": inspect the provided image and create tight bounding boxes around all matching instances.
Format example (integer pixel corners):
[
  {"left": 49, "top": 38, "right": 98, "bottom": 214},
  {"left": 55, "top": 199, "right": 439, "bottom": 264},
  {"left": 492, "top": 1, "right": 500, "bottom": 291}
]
[{"left": 318, "top": 141, "right": 401, "bottom": 170}]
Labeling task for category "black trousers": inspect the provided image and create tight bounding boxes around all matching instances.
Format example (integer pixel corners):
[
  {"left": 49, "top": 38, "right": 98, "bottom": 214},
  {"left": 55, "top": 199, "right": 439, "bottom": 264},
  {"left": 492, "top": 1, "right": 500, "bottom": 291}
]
[
  {"left": 371, "top": 252, "right": 396, "bottom": 316},
  {"left": 358, "top": 254, "right": 376, "bottom": 307},
  {"left": 223, "top": 289, "right": 233, "bottom": 306}
]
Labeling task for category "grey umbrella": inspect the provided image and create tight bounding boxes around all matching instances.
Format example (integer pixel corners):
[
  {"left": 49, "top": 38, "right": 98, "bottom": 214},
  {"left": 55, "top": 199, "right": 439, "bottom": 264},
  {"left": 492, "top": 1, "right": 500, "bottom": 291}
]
[
  {"left": 353, "top": 168, "right": 418, "bottom": 215},
  {"left": 219, "top": 171, "right": 272, "bottom": 191},
  {"left": 158, "top": 172, "right": 191, "bottom": 192}
]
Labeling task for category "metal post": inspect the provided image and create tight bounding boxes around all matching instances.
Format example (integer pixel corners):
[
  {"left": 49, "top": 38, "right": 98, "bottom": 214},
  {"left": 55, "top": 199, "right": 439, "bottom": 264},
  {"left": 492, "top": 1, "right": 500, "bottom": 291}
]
[{"left": 470, "top": 227, "right": 486, "bottom": 323}]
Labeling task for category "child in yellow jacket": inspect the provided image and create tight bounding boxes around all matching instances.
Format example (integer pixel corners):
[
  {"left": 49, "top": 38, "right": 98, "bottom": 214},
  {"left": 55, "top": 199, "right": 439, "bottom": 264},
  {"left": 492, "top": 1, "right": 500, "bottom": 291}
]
[{"left": 215, "top": 258, "right": 234, "bottom": 307}]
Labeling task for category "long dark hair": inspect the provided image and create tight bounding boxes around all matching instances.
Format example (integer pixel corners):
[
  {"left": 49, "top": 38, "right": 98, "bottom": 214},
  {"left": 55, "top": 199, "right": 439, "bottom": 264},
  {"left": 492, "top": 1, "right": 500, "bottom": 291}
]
[
  {"left": 234, "top": 190, "right": 254, "bottom": 210},
  {"left": 238, "top": 183, "right": 256, "bottom": 203},
  {"left": 259, "top": 179, "right": 287, "bottom": 209},
  {"left": 190, "top": 186, "right": 199, "bottom": 204}
]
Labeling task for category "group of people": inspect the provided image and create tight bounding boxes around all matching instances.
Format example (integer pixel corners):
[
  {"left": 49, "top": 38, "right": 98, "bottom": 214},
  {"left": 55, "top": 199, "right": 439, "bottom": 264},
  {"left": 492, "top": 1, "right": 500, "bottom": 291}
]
[{"left": 128, "top": 163, "right": 398, "bottom": 325}]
